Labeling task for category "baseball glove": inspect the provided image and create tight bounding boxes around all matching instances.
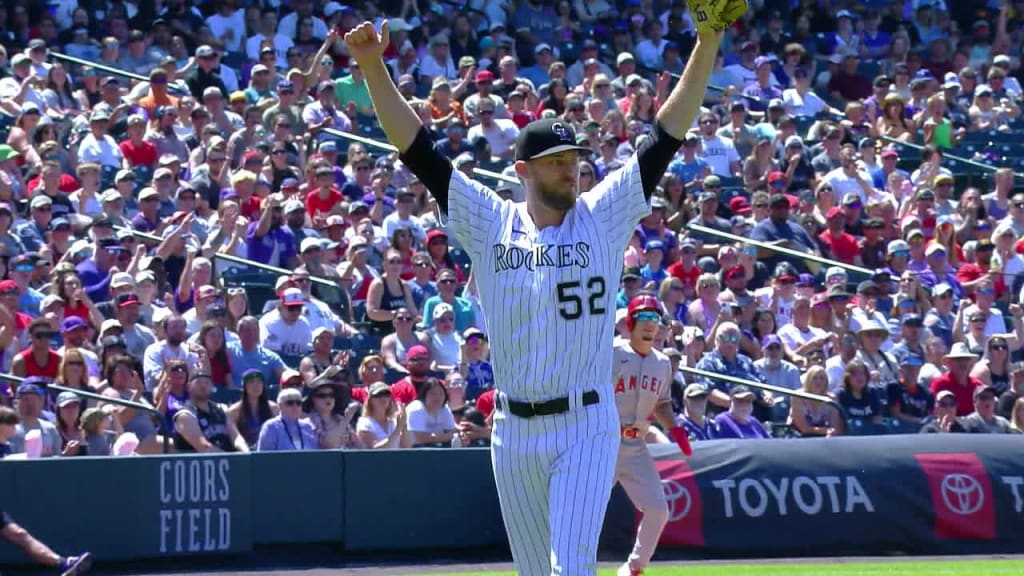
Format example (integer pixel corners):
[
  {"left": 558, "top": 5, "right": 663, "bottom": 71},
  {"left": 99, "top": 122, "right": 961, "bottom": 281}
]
[{"left": 688, "top": 0, "right": 748, "bottom": 34}]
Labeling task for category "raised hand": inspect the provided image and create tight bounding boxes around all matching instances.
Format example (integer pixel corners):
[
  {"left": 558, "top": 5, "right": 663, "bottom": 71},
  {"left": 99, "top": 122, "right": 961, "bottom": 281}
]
[{"left": 344, "top": 21, "right": 390, "bottom": 65}]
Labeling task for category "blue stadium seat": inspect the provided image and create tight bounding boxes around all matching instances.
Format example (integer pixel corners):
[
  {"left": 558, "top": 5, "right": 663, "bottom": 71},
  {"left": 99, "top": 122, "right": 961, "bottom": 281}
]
[
  {"left": 211, "top": 387, "right": 242, "bottom": 406},
  {"left": 279, "top": 354, "right": 304, "bottom": 369},
  {"left": 333, "top": 335, "right": 352, "bottom": 351},
  {"left": 384, "top": 368, "right": 406, "bottom": 384},
  {"left": 351, "top": 300, "right": 367, "bottom": 322},
  {"left": 350, "top": 332, "right": 381, "bottom": 354},
  {"left": 771, "top": 398, "right": 790, "bottom": 423}
]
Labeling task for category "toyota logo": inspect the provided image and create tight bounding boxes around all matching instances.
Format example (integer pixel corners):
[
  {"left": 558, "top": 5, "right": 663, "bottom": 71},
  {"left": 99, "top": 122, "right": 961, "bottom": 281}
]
[
  {"left": 662, "top": 480, "right": 692, "bottom": 522},
  {"left": 940, "top": 473, "right": 984, "bottom": 515}
]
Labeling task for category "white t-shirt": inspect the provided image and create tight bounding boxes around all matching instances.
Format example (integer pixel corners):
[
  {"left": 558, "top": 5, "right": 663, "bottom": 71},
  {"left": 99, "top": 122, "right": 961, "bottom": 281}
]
[
  {"left": 277, "top": 13, "right": 328, "bottom": 40},
  {"left": 258, "top": 309, "right": 313, "bottom": 355},
  {"left": 775, "top": 295, "right": 795, "bottom": 329},
  {"left": 782, "top": 88, "right": 828, "bottom": 118},
  {"left": 778, "top": 323, "right": 827, "bottom": 353},
  {"left": 246, "top": 33, "right": 294, "bottom": 70},
  {"left": 405, "top": 399, "right": 456, "bottom": 434},
  {"left": 823, "top": 167, "right": 873, "bottom": 205},
  {"left": 429, "top": 331, "right": 463, "bottom": 367},
  {"left": 698, "top": 135, "right": 740, "bottom": 176},
  {"left": 69, "top": 191, "right": 103, "bottom": 217},
  {"left": 965, "top": 305, "right": 1007, "bottom": 340},
  {"left": 301, "top": 298, "right": 345, "bottom": 335},
  {"left": 382, "top": 213, "right": 426, "bottom": 242},
  {"left": 356, "top": 416, "right": 399, "bottom": 448},
  {"left": 467, "top": 119, "right": 520, "bottom": 157},
  {"left": 206, "top": 9, "right": 247, "bottom": 53},
  {"left": 77, "top": 134, "right": 123, "bottom": 169}
]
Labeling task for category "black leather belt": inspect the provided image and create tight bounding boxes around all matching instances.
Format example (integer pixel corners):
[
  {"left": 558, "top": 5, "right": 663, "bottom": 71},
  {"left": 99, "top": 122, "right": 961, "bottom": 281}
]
[{"left": 504, "top": 390, "right": 600, "bottom": 418}]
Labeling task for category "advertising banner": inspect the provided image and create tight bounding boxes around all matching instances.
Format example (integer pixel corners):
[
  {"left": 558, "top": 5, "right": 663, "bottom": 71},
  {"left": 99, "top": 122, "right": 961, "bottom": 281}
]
[{"left": 644, "top": 435, "right": 1024, "bottom": 554}]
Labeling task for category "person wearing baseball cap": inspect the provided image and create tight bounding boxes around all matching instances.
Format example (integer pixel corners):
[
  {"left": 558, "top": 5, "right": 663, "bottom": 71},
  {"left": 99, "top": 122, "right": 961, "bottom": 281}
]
[
  {"left": 676, "top": 383, "right": 713, "bottom": 441},
  {"left": 260, "top": 287, "right": 313, "bottom": 355},
  {"left": 712, "top": 385, "right": 769, "bottom": 439}
]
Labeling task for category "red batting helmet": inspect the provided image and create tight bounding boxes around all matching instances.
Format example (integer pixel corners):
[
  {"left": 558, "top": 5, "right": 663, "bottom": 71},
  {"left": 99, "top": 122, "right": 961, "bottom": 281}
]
[{"left": 626, "top": 294, "right": 661, "bottom": 330}]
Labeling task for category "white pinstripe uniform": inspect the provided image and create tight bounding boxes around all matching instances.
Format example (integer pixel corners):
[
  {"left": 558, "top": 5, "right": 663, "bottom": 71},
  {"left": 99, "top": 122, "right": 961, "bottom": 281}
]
[{"left": 446, "top": 153, "right": 651, "bottom": 575}]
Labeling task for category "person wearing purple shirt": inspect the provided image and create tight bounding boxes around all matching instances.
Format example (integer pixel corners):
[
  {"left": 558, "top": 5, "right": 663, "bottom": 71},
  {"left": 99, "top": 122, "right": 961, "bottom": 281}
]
[
  {"left": 742, "top": 56, "right": 783, "bottom": 113},
  {"left": 916, "top": 243, "right": 966, "bottom": 299},
  {"left": 75, "top": 238, "right": 123, "bottom": 303},
  {"left": 712, "top": 386, "right": 770, "bottom": 439},
  {"left": 245, "top": 196, "right": 297, "bottom": 269}
]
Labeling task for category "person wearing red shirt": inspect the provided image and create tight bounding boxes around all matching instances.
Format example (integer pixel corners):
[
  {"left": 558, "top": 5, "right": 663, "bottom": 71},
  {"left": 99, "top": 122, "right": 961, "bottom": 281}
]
[
  {"left": 305, "top": 166, "right": 344, "bottom": 224},
  {"left": 0, "top": 280, "right": 32, "bottom": 351},
  {"left": 667, "top": 238, "right": 701, "bottom": 294},
  {"left": 118, "top": 115, "right": 158, "bottom": 167},
  {"left": 11, "top": 318, "right": 61, "bottom": 380},
  {"left": 930, "top": 343, "right": 982, "bottom": 416},
  {"left": 390, "top": 345, "right": 432, "bottom": 404},
  {"left": 230, "top": 170, "right": 263, "bottom": 221},
  {"left": 475, "top": 388, "right": 495, "bottom": 419},
  {"left": 818, "top": 207, "right": 861, "bottom": 265}
]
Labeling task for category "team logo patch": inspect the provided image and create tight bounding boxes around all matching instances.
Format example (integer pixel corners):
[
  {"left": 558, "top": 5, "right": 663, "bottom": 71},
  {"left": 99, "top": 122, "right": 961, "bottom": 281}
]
[{"left": 551, "top": 122, "right": 572, "bottom": 143}]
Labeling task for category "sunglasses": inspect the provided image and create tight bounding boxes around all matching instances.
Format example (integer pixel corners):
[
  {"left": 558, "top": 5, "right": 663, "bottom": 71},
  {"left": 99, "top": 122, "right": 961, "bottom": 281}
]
[
  {"left": 991, "top": 344, "right": 1008, "bottom": 351},
  {"left": 281, "top": 399, "right": 302, "bottom": 407},
  {"left": 439, "top": 279, "right": 456, "bottom": 285},
  {"left": 437, "top": 316, "right": 454, "bottom": 323},
  {"left": 33, "top": 332, "right": 55, "bottom": 339},
  {"left": 979, "top": 288, "right": 995, "bottom": 296},
  {"left": 387, "top": 258, "right": 402, "bottom": 264},
  {"left": 633, "top": 311, "right": 662, "bottom": 323},
  {"left": 395, "top": 315, "right": 414, "bottom": 322},
  {"left": 170, "top": 365, "right": 187, "bottom": 373},
  {"left": 719, "top": 334, "right": 741, "bottom": 343},
  {"left": 314, "top": 393, "right": 335, "bottom": 400},
  {"left": 938, "top": 400, "right": 957, "bottom": 408}
]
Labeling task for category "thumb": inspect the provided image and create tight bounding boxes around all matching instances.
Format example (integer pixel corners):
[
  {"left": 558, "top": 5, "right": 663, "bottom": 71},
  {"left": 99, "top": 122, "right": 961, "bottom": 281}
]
[{"left": 379, "top": 19, "right": 390, "bottom": 48}]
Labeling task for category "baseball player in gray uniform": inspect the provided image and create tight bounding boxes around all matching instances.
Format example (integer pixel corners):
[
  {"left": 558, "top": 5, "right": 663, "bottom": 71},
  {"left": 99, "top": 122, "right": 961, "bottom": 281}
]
[
  {"left": 613, "top": 295, "right": 692, "bottom": 576},
  {"left": 345, "top": 15, "right": 728, "bottom": 576}
]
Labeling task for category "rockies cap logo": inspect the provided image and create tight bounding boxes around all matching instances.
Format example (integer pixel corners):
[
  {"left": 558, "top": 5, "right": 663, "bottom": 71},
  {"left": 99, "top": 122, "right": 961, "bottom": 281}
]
[{"left": 551, "top": 122, "right": 571, "bottom": 143}]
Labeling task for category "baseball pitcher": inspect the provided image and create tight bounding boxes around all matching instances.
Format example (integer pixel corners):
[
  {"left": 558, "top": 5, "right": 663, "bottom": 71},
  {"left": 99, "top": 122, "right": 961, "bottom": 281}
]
[
  {"left": 343, "top": 0, "right": 743, "bottom": 572},
  {"left": 614, "top": 295, "right": 692, "bottom": 576}
]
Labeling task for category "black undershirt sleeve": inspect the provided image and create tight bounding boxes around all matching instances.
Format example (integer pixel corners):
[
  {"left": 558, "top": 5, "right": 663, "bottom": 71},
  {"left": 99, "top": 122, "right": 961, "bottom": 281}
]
[
  {"left": 398, "top": 128, "right": 454, "bottom": 215},
  {"left": 636, "top": 121, "right": 686, "bottom": 200}
]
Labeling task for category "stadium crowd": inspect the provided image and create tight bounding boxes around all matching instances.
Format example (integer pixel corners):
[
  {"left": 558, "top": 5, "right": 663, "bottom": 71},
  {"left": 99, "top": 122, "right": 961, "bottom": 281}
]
[{"left": 0, "top": 0, "right": 1023, "bottom": 458}]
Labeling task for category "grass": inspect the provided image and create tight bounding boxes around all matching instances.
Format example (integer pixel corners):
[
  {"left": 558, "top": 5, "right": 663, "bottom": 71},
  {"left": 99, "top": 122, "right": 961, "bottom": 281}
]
[{"left": 410, "top": 559, "right": 1024, "bottom": 576}]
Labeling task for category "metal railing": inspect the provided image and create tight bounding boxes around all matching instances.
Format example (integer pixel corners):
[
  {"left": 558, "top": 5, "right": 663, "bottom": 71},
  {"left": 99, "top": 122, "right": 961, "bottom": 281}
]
[
  {"left": 878, "top": 135, "right": 1020, "bottom": 179},
  {"left": 49, "top": 51, "right": 190, "bottom": 96},
  {"left": 678, "top": 365, "right": 849, "bottom": 429},
  {"left": 685, "top": 222, "right": 875, "bottom": 277},
  {"left": 111, "top": 225, "right": 339, "bottom": 289},
  {"left": 321, "top": 127, "right": 519, "bottom": 185},
  {"left": 0, "top": 374, "right": 170, "bottom": 453}
]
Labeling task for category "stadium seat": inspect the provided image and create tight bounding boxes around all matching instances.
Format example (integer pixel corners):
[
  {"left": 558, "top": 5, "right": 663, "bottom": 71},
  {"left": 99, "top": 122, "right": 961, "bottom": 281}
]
[
  {"left": 211, "top": 387, "right": 242, "bottom": 406},
  {"left": 384, "top": 368, "right": 406, "bottom": 384},
  {"left": 279, "top": 354, "right": 304, "bottom": 369},
  {"left": 351, "top": 300, "right": 367, "bottom": 322},
  {"left": 350, "top": 332, "right": 382, "bottom": 354},
  {"left": 771, "top": 398, "right": 790, "bottom": 423},
  {"left": 333, "top": 335, "right": 352, "bottom": 351}
]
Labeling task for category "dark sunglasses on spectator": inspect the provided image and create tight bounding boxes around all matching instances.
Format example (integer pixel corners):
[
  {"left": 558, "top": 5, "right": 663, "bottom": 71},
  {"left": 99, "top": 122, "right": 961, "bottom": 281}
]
[
  {"left": 413, "top": 261, "right": 431, "bottom": 268},
  {"left": 314, "top": 392, "right": 335, "bottom": 400},
  {"left": 719, "top": 333, "right": 741, "bottom": 343},
  {"left": 437, "top": 316, "right": 454, "bottom": 323},
  {"left": 170, "top": 365, "right": 187, "bottom": 373},
  {"left": 991, "top": 344, "right": 1008, "bottom": 351},
  {"left": 395, "top": 315, "right": 414, "bottom": 322},
  {"left": 281, "top": 399, "right": 302, "bottom": 407},
  {"left": 33, "top": 331, "right": 55, "bottom": 340},
  {"left": 479, "top": 109, "right": 494, "bottom": 115},
  {"left": 938, "top": 399, "right": 957, "bottom": 408},
  {"left": 439, "top": 279, "right": 456, "bottom": 285},
  {"left": 387, "top": 258, "right": 402, "bottom": 264}
]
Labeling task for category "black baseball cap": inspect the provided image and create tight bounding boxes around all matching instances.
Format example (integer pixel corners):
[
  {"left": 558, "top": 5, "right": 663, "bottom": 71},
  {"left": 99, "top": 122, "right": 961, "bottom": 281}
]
[{"left": 514, "top": 118, "right": 591, "bottom": 162}]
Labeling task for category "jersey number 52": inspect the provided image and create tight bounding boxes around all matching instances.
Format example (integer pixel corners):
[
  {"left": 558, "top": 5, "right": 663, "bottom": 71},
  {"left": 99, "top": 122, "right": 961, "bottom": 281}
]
[{"left": 556, "top": 277, "right": 607, "bottom": 320}]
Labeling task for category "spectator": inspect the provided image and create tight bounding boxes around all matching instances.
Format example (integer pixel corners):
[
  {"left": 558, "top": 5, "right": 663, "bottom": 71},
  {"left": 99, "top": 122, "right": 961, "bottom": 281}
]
[
  {"left": 789, "top": 366, "right": 841, "bottom": 437},
  {"left": 142, "top": 316, "right": 199, "bottom": 390},
  {"left": 998, "top": 363, "right": 1024, "bottom": 419},
  {"left": 10, "top": 318, "right": 60, "bottom": 379},
  {"left": 391, "top": 345, "right": 433, "bottom": 405},
  {"left": 258, "top": 288, "right": 313, "bottom": 356},
  {"left": 152, "top": 360, "right": 190, "bottom": 426},
  {"left": 676, "top": 383, "right": 714, "bottom": 442},
  {"left": 959, "top": 385, "right": 1018, "bottom": 434},
  {"left": 460, "top": 327, "right": 494, "bottom": 402},
  {"left": 305, "top": 376, "right": 360, "bottom": 450},
  {"left": 9, "top": 379, "right": 61, "bottom": 457},
  {"left": 712, "top": 385, "right": 769, "bottom": 439},
  {"left": 173, "top": 371, "right": 248, "bottom": 453},
  {"left": 693, "top": 322, "right": 766, "bottom": 411},
  {"left": 930, "top": 343, "right": 982, "bottom": 416},
  {"left": 754, "top": 335, "right": 801, "bottom": 390},
  {"left": 380, "top": 307, "right": 428, "bottom": 374},
  {"left": 355, "top": 382, "right": 410, "bottom": 449},
  {"left": 406, "top": 377, "right": 457, "bottom": 448},
  {"left": 256, "top": 387, "right": 317, "bottom": 452},
  {"left": 836, "top": 359, "right": 884, "bottom": 431},
  {"left": 227, "top": 316, "right": 286, "bottom": 386},
  {"left": 228, "top": 369, "right": 279, "bottom": 449},
  {"left": 886, "top": 355, "right": 935, "bottom": 428}
]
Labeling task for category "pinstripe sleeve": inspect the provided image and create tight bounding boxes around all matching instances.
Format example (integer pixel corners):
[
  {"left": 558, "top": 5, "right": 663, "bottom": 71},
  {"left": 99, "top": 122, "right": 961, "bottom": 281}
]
[
  {"left": 446, "top": 168, "right": 504, "bottom": 262},
  {"left": 580, "top": 155, "right": 649, "bottom": 250}
]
